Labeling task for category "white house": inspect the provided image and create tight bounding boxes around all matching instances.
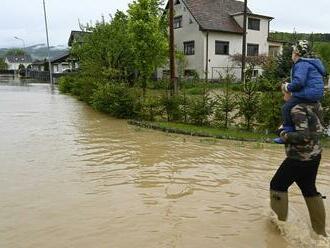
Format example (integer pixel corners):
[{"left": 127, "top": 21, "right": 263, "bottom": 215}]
[
  {"left": 50, "top": 52, "right": 71, "bottom": 73},
  {"left": 159, "top": 0, "right": 282, "bottom": 80},
  {"left": 5, "top": 55, "right": 32, "bottom": 71},
  {"left": 31, "top": 52, "right": 73, "bottom": 74},
  {"left": 67, "top": 30, "right": 91, "bottom": 70}
]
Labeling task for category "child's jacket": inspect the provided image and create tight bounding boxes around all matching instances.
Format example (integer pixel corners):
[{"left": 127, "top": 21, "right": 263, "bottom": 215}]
[{"left": 288, "top": 58, "right": 326, "bottom": 101}]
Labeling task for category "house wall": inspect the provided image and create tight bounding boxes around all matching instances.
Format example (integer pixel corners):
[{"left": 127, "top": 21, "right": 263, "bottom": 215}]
[
  {"left": 206, "top": 32, "right": 243, "bottom": 80},
  {"left": 159, "top": 2, "right": 282, "bottom": 81},
  {"left": 233, "top": 15, "right": 271, "bottom": 55},
  {"left": 205, "top": 17, "right": 273, "bottom": 80},
  {"left": 52, "top": 63, "right": 70, "bottom": 73},
  {"left": 5, "top": 58, "right": 31, "bottom": 71},
  {"left": 32, "top": 65, "right": 45, "bottom": 71},
  {"left": 157, "top": 0, "right": 205, "bottom": 79},
  {"left": 246, "top": 18, "right": 270, "bottom": 55},
  {"left": 268, "top": 41, "right": 283, "bottom": 57},
  {"left": 232, "top": 15, "right": 244, "bottom": 27}
]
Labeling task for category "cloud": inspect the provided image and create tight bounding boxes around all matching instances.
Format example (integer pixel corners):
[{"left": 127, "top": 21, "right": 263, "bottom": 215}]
[
  {"left": 0, "top": 0, "right": 329, "bottom": 48},
  {"left": 0, "top": 0, "right": 130, "bottom": 48}
]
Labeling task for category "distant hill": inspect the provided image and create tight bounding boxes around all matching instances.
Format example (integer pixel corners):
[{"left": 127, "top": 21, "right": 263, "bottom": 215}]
[
  {"left": 270, "top": 32, "right": 330, "bottom": 43},
  {"left": 0, "top": 44, "right": 69, "bottom": 60}
]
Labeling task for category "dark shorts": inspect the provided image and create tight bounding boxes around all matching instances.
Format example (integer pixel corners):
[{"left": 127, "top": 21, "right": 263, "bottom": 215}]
[{"left": 270, "top": 154, "right": 321, "bottom": 197}]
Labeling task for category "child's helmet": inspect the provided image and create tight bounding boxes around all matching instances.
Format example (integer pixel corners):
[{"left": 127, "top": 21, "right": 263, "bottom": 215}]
[{"left": 292, "top": 40, "right": 311, "bottom": 57}]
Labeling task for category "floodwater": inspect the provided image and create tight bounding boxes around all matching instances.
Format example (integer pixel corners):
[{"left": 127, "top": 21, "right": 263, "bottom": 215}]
[{"left": 1, "top": 76, "right": 330, "bottom": 248}]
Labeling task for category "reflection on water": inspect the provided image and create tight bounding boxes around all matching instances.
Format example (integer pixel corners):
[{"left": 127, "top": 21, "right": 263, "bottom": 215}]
[{"left": 0, "top": 78, "right": 329, "bottom": 248}]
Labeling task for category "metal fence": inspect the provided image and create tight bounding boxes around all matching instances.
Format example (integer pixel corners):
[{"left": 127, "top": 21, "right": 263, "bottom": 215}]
[{"left": 0, "top": 70, "right": 15, "bottom": 75}]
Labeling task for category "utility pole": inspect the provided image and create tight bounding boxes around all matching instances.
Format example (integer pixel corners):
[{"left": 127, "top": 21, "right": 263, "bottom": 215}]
[
  {"left": 169, "top": 0, "right": 177, "bottom": 95},
  {"left": 241, "top": 0, "right": 248, "bottom": 83},
  {"left": 43, "top": 0, "right": 53, "bottom": 85}
]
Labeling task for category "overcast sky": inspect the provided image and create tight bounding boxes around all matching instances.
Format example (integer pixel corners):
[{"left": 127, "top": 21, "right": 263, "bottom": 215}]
[{"left": 0, "top": 0, "right": 329, "bottom": 48}]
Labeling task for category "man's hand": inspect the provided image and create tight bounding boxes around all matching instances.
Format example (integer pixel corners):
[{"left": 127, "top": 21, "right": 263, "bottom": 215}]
[
  {"left": 280, "top": 130, "right": 288, "bottom": 142},
  {"left": 281, "top": 82, "right": 289, "bottom": 93}
]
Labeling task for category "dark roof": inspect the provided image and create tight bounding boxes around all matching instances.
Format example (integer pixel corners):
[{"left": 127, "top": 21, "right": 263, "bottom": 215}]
[
  {"left": 68, "top": 30, "right": 90, "bottom": 47},
  {"left": 231, "top": 12, "right": 273, "bottom": 20},
  {"left": 32, "top": 59, "right": 46, "bottom": 65},
  {"left": 182, "top": 0, "right": 252, "bottom": 33},
  {"left": 267, "top": 37, "right": 285, "bottom": 44},
  {"left": 5, "top": 55, "right": 32, "bottom": 63},
  {"left": 50, "top": 51, "right": 70, "bottom": 63}
]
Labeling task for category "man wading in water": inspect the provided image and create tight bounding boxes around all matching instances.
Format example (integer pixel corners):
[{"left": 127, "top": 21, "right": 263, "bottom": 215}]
[{"left": 270, "top": 90, "right": 327, "bottom": 237}]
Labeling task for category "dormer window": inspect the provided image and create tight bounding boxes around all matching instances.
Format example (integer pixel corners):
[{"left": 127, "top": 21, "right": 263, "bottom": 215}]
[
  {"left": 248, "top": 18, "right": 260, "bottom": 31},
  {"left": 174, "top": 16, "right": 182, "bottom": 29},
  {"left": 175, "top": 0, "right": 180, "bottom": 4}
]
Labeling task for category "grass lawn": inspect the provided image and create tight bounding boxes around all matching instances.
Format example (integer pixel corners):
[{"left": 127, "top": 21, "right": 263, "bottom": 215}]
[{"left": 129, "top": 120, "right": 330, "bottom": 147}]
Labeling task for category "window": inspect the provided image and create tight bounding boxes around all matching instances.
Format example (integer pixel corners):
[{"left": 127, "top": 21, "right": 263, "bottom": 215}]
[
  {"left": 248, "top": 18, "right": 260, "bottom": 31},
  {"left": 162, "top": 70, "right": 170, "bottom": 78},
  {"left": 184, "top": 41, "right": 195, "bottom": 55},
  {"left": 269, "top": 46, "right": 280, "bottom": 57},
  {"left": 175, "top": 0, "right": 180, "bottom": 4},
  {"left": 252, "top": 70, "right": 259, "bottom": 78},
  {"left": 215, "top": 41, "right": 229, "bottom": 55},
  {"left": 247, "top": 44, "right": 259, "bottom": 56},
  {"left": 184, "top": 70, "right": 197, "bottom": 77},
  {"left": 174, "top": 16, "right": 182, "bottom": 29}
]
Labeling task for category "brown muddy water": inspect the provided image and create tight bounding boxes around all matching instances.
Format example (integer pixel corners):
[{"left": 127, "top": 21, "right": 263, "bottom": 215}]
[{"left": 1, "top": 77, "right": 330, "bottom": 248}]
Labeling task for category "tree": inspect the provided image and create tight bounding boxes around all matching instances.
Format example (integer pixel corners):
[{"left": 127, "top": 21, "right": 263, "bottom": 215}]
[
  {"left": 237, "top": 69, "right": 260, "bottom": 130},
  {"left": 71, "top": 11, "right": 135, "bottom": 84},
  {"left": 5, "top": 49, "right": 26, "bottom": 56},
  {"left": 231, "top": 53, "right": 268, "bottom": 80},
  {"left": 0, "top": 58, "right": 7, "bottom": 70},
  {"left": 276, "top": 44, "right": 293, "bottom": 79},
  {"left": 213, "top": 69, "right": 237, "bottom": 128},
  {"left": 127, "top": 0, "right": 168, "bottom": 95},
  {"left": 256, "top": 58, "right": 283, "bottom": 131},
  {"left": 314, "top": 42, "right": 330, "bottom": 73}
]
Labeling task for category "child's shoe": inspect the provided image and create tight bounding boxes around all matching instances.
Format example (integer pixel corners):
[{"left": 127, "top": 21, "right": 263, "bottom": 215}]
[{"left": 273, "top": 137, "right": 286, "bottom": 144}]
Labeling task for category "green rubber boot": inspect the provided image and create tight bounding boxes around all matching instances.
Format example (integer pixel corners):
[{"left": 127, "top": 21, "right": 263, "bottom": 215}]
[
  {"left": 270, "top": 190, "right": 288, "bottom": 221},
  {"left": 304, "top": 195, "right": 327, "bottom": 237}
]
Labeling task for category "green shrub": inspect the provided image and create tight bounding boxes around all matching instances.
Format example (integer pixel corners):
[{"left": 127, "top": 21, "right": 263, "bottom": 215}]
[
  {"left": 91, "top": 83, "right": 139, "bottom": 118},
  {"left": 187, "top": 94, "right": 214, "bottom": 126},
  {"left": 58, "top": 74, "right": 97, "bottom": 103},
  {"left": 256, "top": 91, "right": 282, "bottom": 132},
  {"left": 58, "top": 75, "right": 77, "bottom": 94},
  {"left": 138, "top": 95, "right": 163, "bottom": 121},
  {"left": 322, "top": 90, "right": 330, "bottom": 129},
  {"left": 237, "top": 81, "right": 260, "bottom": 130},
  {"left": 160, "top": 94, "right": 183, "bottom": 122},
  {"left": 186, "top": 87, "right": 204, "bottom": 95}
]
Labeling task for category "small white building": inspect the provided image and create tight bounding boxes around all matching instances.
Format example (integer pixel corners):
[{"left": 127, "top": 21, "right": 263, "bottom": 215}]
[
  {"left": 67, "top": 30, "right": 91, "bottom": 70},
  {"left": 159, "top": 0, "right": 282, "bottom": 80},
  {"left": 5, "top": 55, "right": 32, "bottom": 71},
  {"left": 50, "top": 52, "right": 71, "bottom": 74},
  {"left": 31, "top": 52, "right": 72, "bottom": 74}
]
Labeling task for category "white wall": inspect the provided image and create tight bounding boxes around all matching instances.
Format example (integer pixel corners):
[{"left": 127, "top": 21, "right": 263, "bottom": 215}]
[
  {"left": 5, "top": 58, "right": 31, "bottom": 71},
  {"left": 159, "top": 3, "right": 282, "bottom": 81},
  {"left": 158, "top": 1, "right": 205, "bottom": 79},
  {"left": 206, "top": 32, "right": 243, "bottom": 80},
  {"left": 52, "top": 63, "right": 70, "bottom": 73},
  {"left": 246, "top": 18, "right": 270, "bottom": 55}
]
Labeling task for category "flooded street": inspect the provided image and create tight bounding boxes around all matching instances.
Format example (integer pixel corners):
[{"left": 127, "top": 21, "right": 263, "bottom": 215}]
[{"left": 1, "top": 77, "right": 330, "bottom": 248}]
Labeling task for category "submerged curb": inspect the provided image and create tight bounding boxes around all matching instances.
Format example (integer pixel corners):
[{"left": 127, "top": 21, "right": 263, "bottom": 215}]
[{"left": 128, "top": 120, "right": 274, "bottom": 144}]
